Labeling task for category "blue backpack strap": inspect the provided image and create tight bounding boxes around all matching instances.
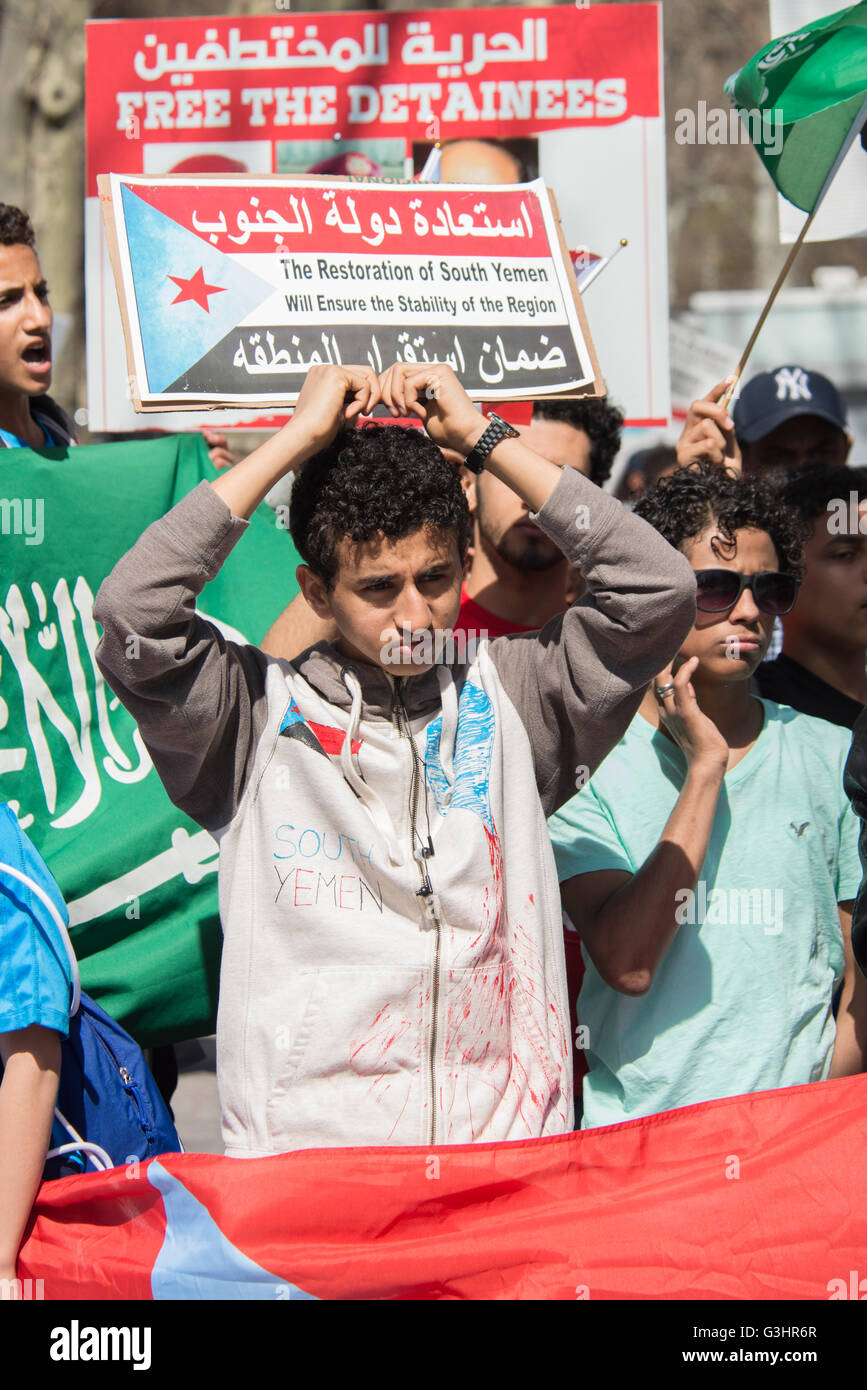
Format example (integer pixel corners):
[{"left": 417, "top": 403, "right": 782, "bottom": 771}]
[{"left": 0, "top": 812, "right": 182, "bottom": 1177}]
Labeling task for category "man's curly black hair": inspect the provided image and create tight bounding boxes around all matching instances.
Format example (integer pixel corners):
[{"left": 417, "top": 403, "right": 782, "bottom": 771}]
[
  {"left": 289, "top": 423, "right": 471, "bottom": 589},
  {"left": 532, "top": 396, "right": 624, "bottom": 487},
  {"left": 633, "top": 461, "right": 808, "bottom": 579},
  {"left": 0, "top": 204, "right": 36, "bottom": 247},
  {"left": 780, "top": 464, "right": 867, "bottom": 528}
]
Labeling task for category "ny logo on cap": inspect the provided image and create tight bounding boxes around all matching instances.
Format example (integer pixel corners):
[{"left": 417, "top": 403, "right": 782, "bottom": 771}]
[{"left": 775, "top": 367, "right": 812, "bottom": 402}]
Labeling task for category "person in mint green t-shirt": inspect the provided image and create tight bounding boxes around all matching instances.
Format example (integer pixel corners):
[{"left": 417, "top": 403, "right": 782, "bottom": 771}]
[{"left": 549, "top": 463, "right": 867, "bottom": 1130}]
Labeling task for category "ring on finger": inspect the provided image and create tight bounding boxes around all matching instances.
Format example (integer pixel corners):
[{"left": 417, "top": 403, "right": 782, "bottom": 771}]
[{"left": 654, "top": 682, "right": 676, "bottom": 700}]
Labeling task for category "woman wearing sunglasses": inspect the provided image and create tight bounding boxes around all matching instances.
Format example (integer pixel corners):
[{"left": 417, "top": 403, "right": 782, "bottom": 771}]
[{"left": 548, "top": 462, "right": 867, "bottom": 1130}]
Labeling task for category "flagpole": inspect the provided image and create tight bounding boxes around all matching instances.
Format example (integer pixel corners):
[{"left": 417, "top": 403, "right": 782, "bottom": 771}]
[
  {"left": 575, "top": 238, "right": 628, "bottom": 292},
  {"left": 721, "top": 205, "right": 818, "bottom": 410}
]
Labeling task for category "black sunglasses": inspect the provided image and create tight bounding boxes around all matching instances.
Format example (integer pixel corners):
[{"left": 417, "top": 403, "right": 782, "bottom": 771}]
[{"left": 693, "top": 569, "right": 800, "bottom": 616}]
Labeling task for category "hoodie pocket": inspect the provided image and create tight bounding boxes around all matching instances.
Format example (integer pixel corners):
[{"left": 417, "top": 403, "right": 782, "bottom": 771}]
[
  {"left": 265, "top": 969, "right": 426, "bottom": 1149},
  {"left": 274, "top": 971, "right": 323, "bottom": 1079},
  {"left": 437, "top": 961, "right": 563, "bottom": 1141}
]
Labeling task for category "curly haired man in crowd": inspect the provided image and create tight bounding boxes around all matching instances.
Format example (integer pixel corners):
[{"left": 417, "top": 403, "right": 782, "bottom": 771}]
[
  {"left": 93, "top": 361, "right": 693, "bottom": 1154},
  {"left": 549, "top": 463, "right": 867, "bottom": 1128},
  {"left": 260, "top": 395, "right": 625, "bottom": 653}
]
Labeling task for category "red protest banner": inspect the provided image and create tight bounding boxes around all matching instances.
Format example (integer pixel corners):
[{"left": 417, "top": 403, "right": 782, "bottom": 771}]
[
  {"left": 86, "top": 7, "right": 659, "bottom": 189},
  {"left": 85, "top": 6, "right": 669, "bottom": 431}
]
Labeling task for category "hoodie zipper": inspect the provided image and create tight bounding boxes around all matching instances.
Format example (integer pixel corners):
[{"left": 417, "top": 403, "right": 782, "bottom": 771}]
[{"left": 391, "top": 675, "right": 442, "bottom": 1147}]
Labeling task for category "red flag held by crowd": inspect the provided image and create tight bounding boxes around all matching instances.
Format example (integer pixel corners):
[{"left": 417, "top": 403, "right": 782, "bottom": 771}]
[{"left": 19, "top": 1073, "right": 867, "bottom": 1300}]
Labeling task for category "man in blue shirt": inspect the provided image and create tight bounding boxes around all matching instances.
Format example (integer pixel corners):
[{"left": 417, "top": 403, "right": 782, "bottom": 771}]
[
  {"left": 0, "top": 203, "right": 74, "bottom": 450},
  {"left": 0, "top": 804, "right": 71, "bottom": 1298},
  {"left": 0, "top": 201, "right": 233, "bottom": 462}
]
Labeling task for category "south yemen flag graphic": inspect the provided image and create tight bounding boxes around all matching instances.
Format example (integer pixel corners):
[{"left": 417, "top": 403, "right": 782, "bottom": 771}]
[
  {"left": 119, "top": 184, "right": 278, "bottom": 395},
  {"left": 103, "top": 173, "right": 601, "bottom": 410},
  {"left": 19, "top": 1073, "right": 867, "bottom": 1300}
]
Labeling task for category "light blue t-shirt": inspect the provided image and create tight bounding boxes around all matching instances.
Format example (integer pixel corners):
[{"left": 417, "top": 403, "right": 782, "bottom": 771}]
[
  {"left": 0, "top": 417, "right": 57, "bottom": 450},
  {"left": 0, "top": 804, "right": 71, "bottom": 1038},
  {"left": 548, "top": 700, "right": 861, "bottom": 1129},
  {"left": 0, "top": 805, "right": 81, "bottom": 1169}
]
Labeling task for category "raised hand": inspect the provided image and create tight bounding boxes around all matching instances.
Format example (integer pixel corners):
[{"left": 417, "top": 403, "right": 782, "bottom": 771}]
[
  {"left": 209, "top": 365, "right": 380, "bottom": 520},
  {"left": 653, "top": 656, "right": 729, "bottom": 773},
  {"left": 676, "top": 379, "right": 742, "bottom": 471},
  {"left": 201, "top": 427, "right": 234, "bottom": 470},
  {"left": 289, "top": 363, "right": 382, "bottom": 456},
  {"left": 378, "top": 362, "right": 485, "bottom": 457}
]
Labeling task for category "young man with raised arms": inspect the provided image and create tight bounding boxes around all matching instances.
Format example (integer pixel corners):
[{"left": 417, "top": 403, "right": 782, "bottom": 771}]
[
  {"left": 93, "top": 361, "right": 694, "bottom": 1154},
  {"left": 259, "top": 395, "right": 625, "bottom": 657}
]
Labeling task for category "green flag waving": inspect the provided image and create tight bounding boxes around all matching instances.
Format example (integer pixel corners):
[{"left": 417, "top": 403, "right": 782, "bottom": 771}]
[
  {"left": 725, "top": 0, "right": 867, "bottom": 211},
  {"left": 1, "top": 435, "right": 299, "bottom": 1044}
]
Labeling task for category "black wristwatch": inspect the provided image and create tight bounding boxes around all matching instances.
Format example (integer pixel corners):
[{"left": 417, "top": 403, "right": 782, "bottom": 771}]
[{"left": 462, "top": 413, "right": 520, "bottom": 474}]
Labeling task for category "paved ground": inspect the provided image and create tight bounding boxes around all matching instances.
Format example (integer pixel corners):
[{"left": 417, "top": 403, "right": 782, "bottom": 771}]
[{"left": 172, "top": 1037, "right": 223, "bottom": 1155}]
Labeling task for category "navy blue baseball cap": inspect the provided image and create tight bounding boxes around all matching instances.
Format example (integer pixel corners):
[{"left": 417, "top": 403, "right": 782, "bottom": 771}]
[{"left": 734, "top": 366, "right": 848, "bottom": 443}]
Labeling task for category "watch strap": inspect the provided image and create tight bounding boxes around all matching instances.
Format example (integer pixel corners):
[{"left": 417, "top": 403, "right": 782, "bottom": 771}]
[{"left": 462, "top": 413, "right": 520, "bottom": 474}]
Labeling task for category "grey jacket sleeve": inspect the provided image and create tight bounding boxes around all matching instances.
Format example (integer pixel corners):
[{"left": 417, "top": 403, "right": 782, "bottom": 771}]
[
  {"left": 92, "top": 481, "right": 273, "bottom": 833},
  {"left": 487, "top": 467, "right": 697, "bottom": 818}
]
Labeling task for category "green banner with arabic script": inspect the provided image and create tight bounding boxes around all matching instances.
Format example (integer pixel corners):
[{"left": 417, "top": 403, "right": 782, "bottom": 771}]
[
  {"left": 1, "top": 435, "right": 298, "bottom": 1044},
  {"left": 725, "top": 1, "right": 867, "bottom": 212}
]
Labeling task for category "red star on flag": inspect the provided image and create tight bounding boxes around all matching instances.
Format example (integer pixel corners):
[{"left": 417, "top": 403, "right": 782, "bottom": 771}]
[{"left": 167, "top": 267, "right": 227, "bottom": 313}]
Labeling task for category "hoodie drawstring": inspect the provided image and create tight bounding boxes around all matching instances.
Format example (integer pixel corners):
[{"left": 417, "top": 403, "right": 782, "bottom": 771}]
[{"left": 340, "top": 668, "right": 404, "bottom": 866}]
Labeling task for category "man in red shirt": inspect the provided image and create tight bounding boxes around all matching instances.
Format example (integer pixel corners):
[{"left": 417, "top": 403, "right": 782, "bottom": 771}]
[{"left": 457, "top": 398, "right": 623, "bottom": 639}]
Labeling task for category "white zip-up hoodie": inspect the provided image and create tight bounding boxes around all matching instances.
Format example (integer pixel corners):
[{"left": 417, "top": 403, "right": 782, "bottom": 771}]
[{"left": 94, "top": 468, "right": 695, "bottom": 1155}]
